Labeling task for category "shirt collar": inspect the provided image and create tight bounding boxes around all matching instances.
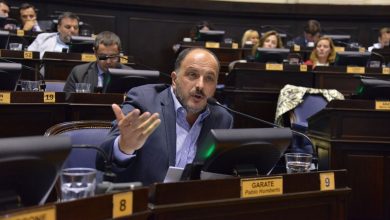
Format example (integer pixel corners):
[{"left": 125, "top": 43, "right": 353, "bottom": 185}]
[
  {"left": 170, "top": 86, "right": 210, "bottom": 122},
  {"left": 96, "top": 63, "right": 104, "bottom": 76}
]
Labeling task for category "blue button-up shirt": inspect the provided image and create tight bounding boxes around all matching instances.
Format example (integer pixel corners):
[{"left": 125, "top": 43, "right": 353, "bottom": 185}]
[{"left": 171, "top": 87, "right": 210, "bottom": 168}]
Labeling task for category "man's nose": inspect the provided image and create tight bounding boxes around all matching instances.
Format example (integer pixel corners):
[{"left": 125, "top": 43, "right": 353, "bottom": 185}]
[{"left": 195, "top": 77, "right": 205, "bottom": 89}]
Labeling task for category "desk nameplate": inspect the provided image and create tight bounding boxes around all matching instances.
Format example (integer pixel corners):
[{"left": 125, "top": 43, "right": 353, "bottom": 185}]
[
  {"left": 205, "top": 42, "right": 220, "bottom": 49},
  {"left": 266, "top": 63, "right": 283, "bottom": 71},
  {"left": 375, "top": 101, "right": 390, "bottom": 110},
  {"left": 0, "top": 206, "right": 56, "bottom": 220},
  {"left": 241, "top": 176, "right": 283, "bottom": 198},
  {"left": 346, "top": 66, "right": 365, "bottom": 74}
]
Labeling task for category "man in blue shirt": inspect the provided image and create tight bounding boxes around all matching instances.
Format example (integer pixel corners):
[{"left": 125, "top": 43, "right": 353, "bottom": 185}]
[{"left": 97, "top": 48, "right": 233, "bottom": 185}]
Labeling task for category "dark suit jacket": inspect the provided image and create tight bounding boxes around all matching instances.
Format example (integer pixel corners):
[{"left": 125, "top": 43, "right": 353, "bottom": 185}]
[
  {"left": 292, "top": 35, "right": 307, "bottom": 48},
  {"left": 97, "top": 84, "right": 233, "bottom": 185},
  {"left": 63, "top": 62, "right": 130, "bottom": 93}
]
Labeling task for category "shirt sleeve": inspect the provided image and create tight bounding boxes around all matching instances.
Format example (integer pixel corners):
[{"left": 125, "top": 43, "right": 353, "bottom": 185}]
[{"left": 112, "top": 135, "right": 136, "bottom": 162}]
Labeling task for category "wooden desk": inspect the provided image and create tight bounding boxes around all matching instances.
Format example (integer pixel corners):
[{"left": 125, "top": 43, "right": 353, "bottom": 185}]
[
  {"left": 313, "top": 66, "right": 390, "bottom": 96},
  {"left": 223, "top": 62, "right": 313, "bottom": 128},
  {"left": 0, "top": 92, "right": 123, "bottom": 138},
  {"left": 43, "top": 52, "right": 136, "bottom": 80},
  {"left": 0, "top": 188, "right": 150, "bottom": 220},
  {"left": 0, "top": 49, "right": 40, "bottom": 80},
  {"left": 150, "top": 170, "right": 350, "bottom": 220},
  {"left": 177, "top": 41, "right": 246, "bottom": 84},
  {"left": 308, "top": 99, "right": 390, "bottom": 220}
]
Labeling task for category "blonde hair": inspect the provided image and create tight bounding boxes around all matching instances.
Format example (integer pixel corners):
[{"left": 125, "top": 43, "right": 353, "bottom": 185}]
[
  {"left": 309, "top": 36, "right": 336, "bottom": 64},
  {"left": 241, "top": 29, "right": 259, "bottom": 48}
]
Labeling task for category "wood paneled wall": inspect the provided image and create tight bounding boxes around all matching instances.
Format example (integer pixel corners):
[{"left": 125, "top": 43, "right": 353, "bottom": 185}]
[{"left": 8, "top": 0, "right": 390, "bottom": 75}]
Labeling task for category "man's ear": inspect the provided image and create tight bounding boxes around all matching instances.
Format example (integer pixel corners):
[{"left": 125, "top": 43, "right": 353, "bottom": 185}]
[{"left": 171, "top": 71, "right": 177, "bottom": 87}]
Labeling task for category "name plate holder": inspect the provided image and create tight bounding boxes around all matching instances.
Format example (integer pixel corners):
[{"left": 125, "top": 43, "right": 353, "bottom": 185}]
[
  {"left": 0, "top": 92, "right": 66, "bottom": 104},
  {"left": 375, "top": 101, "right": 390, "bottom": 111},
  {"left": 240, "top": 176, "right": 283, "bottom": 198}
]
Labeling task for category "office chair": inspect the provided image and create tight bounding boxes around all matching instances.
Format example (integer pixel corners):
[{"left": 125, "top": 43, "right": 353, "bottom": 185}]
[
  {"left": 44, "top": 80, "right": 66, "bottom": 92},
  {"left": 275, "top": 84, "right": 344, "bottom": 154},
  {"left": 44, "top": 120, "right": 112, "bottom": 169}
]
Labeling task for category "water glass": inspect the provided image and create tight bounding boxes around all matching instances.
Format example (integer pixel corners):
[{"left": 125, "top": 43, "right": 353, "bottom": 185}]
[
  {"left": 60, "top": 167, "right": 96, "bottom": 202},
  {"left": 285, "top": 153, "right": 312, "bottom": 174},
  {"left": 9, "top": 43, "right": 23, "bottom": 51},
  {"left": 21, "top": 80, "right": 40, "bottom": 91},
  {"left": 75, "top": 83, "right": 91, "bottom": 93}
]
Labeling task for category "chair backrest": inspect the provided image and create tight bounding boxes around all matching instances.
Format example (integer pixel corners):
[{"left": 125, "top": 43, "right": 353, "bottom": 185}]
[
  {"left": 44, "top": 120, "right": 112, "bottom": 169},
  {"left": 44, "top": 80, "right": 66, "bottom": 92},
  {"left": 291, "top": 94, "right": 328, "bottom": 127}
]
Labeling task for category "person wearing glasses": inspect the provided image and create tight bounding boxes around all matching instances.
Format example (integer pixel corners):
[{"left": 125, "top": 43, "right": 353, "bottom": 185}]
[
  {"left": 19, "top": 3, "right": 41, "bottom": 31},
  {"left": 63, "top": 31, "right": 132, "bottom": 93}
]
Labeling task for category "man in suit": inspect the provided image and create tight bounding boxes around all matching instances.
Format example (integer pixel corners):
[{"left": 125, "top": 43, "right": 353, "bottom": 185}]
[
  {"left": 63, "top": 31, "right": 130, "bottom": 93},
  {"left": 292, "top": 19, "right": 321, "bottom": 48},
  {"left": 97, "top": 48, "right": 233, "bottom": 185},
  {"left": 27, "top": 11, "right": 79, "bottom": 58}
]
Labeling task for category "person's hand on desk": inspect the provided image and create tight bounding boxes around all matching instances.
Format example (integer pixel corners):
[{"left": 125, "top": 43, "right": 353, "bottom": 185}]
[{"left": 112, "top": 103, "right": 161, "bottom": 154}]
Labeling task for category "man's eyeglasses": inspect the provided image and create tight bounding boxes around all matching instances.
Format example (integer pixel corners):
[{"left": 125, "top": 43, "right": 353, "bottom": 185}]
[{"left": 97, "top": 54, "right": 120, "bottom": 61}]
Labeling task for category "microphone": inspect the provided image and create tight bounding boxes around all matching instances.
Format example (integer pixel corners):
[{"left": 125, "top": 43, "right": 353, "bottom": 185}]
[
  {"left": 207, "top": 97, "right": 318, "bottom": 164},
  {"left": 71, "top": 144, "right": 116, "bottom": 182}
]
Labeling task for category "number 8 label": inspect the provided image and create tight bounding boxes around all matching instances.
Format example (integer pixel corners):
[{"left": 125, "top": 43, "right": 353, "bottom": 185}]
[{"left": 113, "top": 191, "right": 133, "bottom": 218}]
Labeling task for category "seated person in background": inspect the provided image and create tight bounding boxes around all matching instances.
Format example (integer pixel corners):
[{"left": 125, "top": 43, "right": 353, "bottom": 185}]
[
  {"left": 27, "top": 11, "right": 79, "bottom": 58},
  {"left": 63, "top": 31, "right": 131, "bottom": 93},
  {"left": 0, "top": 0, "right": 16, "bottom": 30},
  {"left": 18, "top": 3, "right": 41, "bottom": 32},
  {"left": 190, "top": 20, "right": 214, "bottom": 41},
  {"left": 96, "top": 48, "right": 233, "bottom": 185},
  {"left": 0, "top": 0, "right": 8, "bottom": 17},
  {"left": 259, "top": 30, "right": 284, "bottom": 49},
  {"left": 368, "top": 27, "right": 390, "bottom": 52},
  {"left": 292, "top": 19, "right": 321, "bottom": 47},
  {"left": 304, "top": 36, "right": 336, "bottom": 68},
  {"left": 241, "top": 29, "right": 259, "bottom": 48},
  {"left": 249, "top": 30, "right": 284, "bottom": 57}
]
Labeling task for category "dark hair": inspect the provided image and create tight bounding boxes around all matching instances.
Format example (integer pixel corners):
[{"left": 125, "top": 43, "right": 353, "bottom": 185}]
[
  {"left": 94, "top": 31, "right": 121, "bottom": 51},
  {"left": 304, "top": 19, "right": 321, "bottom": 36},
  {"left": 58, "top": 11, "right": 79, "bottom": 25},
  {"left": 379, "top": 27, "right": 390, "bottom": 38},
  {"left": 174, "top": 47, "right": 220, "bottom": 73},
  {"left": 19, "top": 2, "right": 35, "bottom": 11},
  {"left": 190, "top": 21, "right": 214, "bottom": 40},
  {"left": 0, "top": 0, "right": 9, "bottom": 7}
]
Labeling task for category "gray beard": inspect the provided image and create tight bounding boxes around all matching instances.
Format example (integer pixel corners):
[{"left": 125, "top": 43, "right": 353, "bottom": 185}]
[{"left": 174, "top": 86, "right": 203, "bottom": 114}]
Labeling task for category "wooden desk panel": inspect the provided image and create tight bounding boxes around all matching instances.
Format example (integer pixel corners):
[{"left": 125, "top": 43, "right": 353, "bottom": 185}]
[
  {"left": 308, "top": 99, "right": 390, "bottom": 220},
  {"left": 0, "top": 92, "right": 122, "bottom": 138},
  {"left": 150, "top": 170, "right": 350, "bottom": 220}
]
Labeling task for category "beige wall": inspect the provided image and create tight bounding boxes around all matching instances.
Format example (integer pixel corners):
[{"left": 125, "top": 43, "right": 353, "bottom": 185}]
[{"left": 212, "top": 0, "right": 390, "bottom": 5}]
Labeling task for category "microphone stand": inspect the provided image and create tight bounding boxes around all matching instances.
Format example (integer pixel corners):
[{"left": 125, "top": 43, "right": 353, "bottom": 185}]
[
  {"left": 71, "top": 144, "right": 116, "bottom": 182},
  {"left": 207, "top": 97, "right": 319, "bottom": 169}
]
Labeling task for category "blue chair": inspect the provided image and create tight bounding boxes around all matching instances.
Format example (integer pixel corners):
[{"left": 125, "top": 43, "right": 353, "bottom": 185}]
[
  {"left": 44, "top": 80, "right": 66, "bottom": 92},
  {"left": 289, "top": 94, "right": 328, "bottom": 154},
  {"left": 44, "top": 120, "right": 112, "bottom": 169}
]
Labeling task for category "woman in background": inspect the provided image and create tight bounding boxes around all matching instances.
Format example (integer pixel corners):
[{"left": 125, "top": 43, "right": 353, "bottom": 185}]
[
  {"left": 251, "top": 30, "right": 284, "bottom": 56},
  {"left": 305, "top": 36, "right": 336, "bottom": 68},
  {"left": 241, "top": 29, "right": 260, "bottom": 48}
]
